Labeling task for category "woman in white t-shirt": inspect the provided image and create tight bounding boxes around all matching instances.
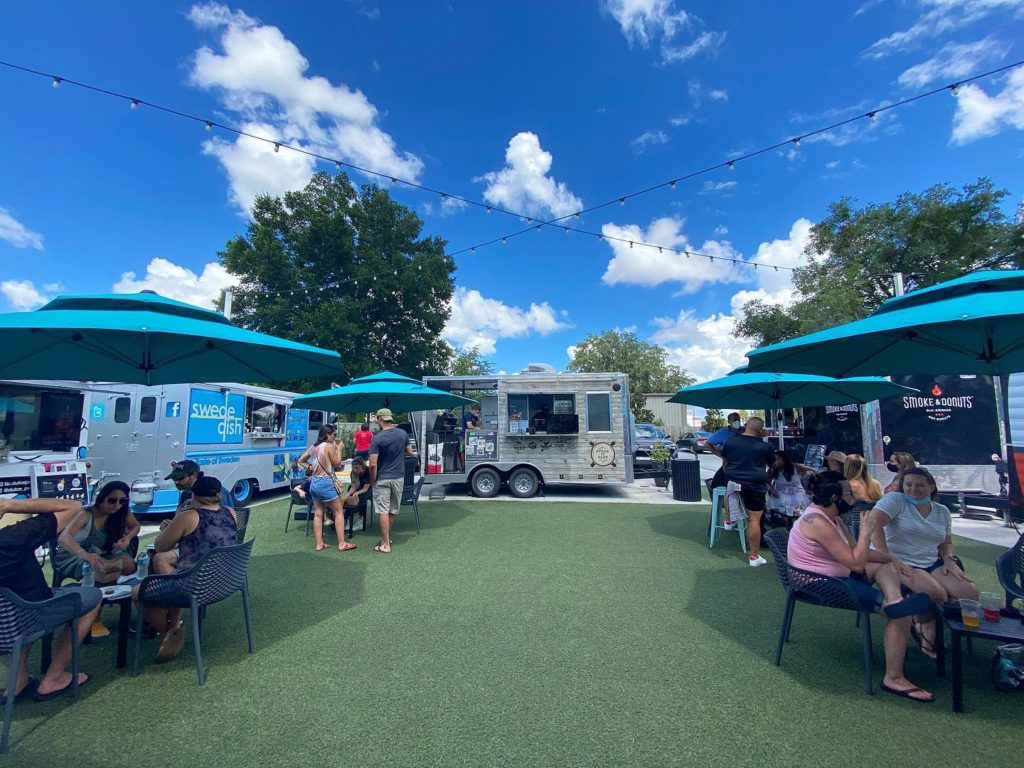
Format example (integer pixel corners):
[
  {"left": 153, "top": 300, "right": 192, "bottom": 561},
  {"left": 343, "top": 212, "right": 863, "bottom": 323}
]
[{"left": 870, "top": 467, "right": 979, "bottom": 658}]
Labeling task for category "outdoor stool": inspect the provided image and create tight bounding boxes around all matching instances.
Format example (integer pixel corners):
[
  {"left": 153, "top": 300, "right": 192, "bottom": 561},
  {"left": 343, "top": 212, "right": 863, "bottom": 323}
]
[{"left": 708, "top": 487, "right": 747, "bottom": 552}]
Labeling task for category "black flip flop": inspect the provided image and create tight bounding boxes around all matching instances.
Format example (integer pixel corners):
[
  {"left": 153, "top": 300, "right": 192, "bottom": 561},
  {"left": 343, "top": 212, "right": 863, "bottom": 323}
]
[
  {"left": 0, "top": 676, "right": 37, "bottom": 705},
  {"left": 880, "top": 682, "right": 934, "bottom": 703},
  {"left": 883, "top": 592, "right": 932, "bottom": 619},
  {"left": 32, "top": 674, "right": 89, "bottom": 702}
]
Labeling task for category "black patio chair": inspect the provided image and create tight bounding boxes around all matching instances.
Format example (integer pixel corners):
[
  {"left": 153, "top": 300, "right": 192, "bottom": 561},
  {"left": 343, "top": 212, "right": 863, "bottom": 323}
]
[
  {"left": 132, "top": 538, "right": 255, "bottom": 687},
  {"left": 763, "top": 529, "right": 876, "bottom": 695},
  {"left": 401, "top": 477, "right": 425, "bottom": 534},
  {"left": 285, "top": 480, "right": 312, "bottom": 534},
  {"left": 996, "top": 530, "right": 1024, "bottom": 611},
  {"left": 0, "top": 588, "right": 83, "bottom": 753},
  {"left": 233, "top": 507, "right": 251, "bottom": 544}
]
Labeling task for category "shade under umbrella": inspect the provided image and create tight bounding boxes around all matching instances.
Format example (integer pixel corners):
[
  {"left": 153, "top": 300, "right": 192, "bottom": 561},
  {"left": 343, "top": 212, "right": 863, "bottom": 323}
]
[
  {"left": 744, "top": 270, "right": 1024, "bottom": 378},
  {"left": 291, "top": 370, "right": 476, "bottom": 414},
  {"left": 0, "top": 292, "right": 344, "bottom": 385},
  {"left": 669, "top": 368, "right": 916, "bottom": 446}
]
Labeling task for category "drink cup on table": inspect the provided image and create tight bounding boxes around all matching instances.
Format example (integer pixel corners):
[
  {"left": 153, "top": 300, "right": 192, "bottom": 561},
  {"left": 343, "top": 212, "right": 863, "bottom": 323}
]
[
  {"left": 960, "top": 598, "right": 983, "bottom": 629},
  {"left": 981, "top": 592, "right": 1002, "bottom": 622}
]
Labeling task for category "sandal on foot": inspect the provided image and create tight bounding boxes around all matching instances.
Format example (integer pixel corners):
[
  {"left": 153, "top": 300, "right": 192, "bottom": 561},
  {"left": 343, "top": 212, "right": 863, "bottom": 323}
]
[
  {"left": 910, "top": 621, "right": 938, "bottom": 660},
  {"left": 373, "top": 544, "right": 391, "bottom": 554},
  {"left": 338, "top": 543, "right": 357, "bottom": 552},
  {"left": 880, "top": 682, "right": 934, "bottom": 703},
  {"left": 314, "top": 543, "right": 329, "bottom": 551},
  {"left": 33, "top": 674, "right": 89, "bottom": 702},
  {"left": 0, "top": 676, "right": 37, "bottom": 705}
]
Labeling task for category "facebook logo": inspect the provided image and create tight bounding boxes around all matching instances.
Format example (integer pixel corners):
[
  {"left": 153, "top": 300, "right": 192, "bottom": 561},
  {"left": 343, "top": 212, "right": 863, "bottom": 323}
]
[{"left": 166, "top": 401, "right": 182, "bottom": 418}]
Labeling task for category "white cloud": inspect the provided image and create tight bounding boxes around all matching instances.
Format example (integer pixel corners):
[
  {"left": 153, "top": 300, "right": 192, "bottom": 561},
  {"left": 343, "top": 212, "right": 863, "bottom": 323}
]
[
  {"left": 632, "top": 129, "right": 670, "bottom": 153},
  {"left": 600, "top": 217, "right": 748, "bottom": 293},
  {"left": 477, "top": 132, "right": 583, "bottom": 219},
  {"left": 699, "top": 180, "right": 737, "bottom": 195},
  {"left": 112, "top": 257, "right": 236, "bottom": 309},
  {"left": 602, "top": 0, "right": 725, "bottom": 64},
  {"left": 668, "top": 114, "right": 691, "bottom": 126},
  {"left": 0, "top": 208, "right": 43, "bottom": 250},
  {"left": 713, "top": 224, "right": 728, "bottom": 236},
  {"left": 187, "top": 2, "right": 422, "bottom": 214},
  {"left": 951, "top": 66, "right": 1024, "bottom": 143},
  {"left": 649, "top": 218, "right": 812, "bottom": 381},
  {"left": 0, "top": 280, "right": 51, "bottom": 311},
  {"left": 708, "top": 89, "right": 729, "bottom": 102},
  {"left": 898, "top": 36, "right": 1011, "bottom": 88},
  {"left": 802, "top": 108, "right": 901, "bottom": 147},
  {"left": 444, "top": 287, "right": 570, "bottom": 356},
  {"left": 864, "top": 0, "right": 1024, "bottom": 59}
]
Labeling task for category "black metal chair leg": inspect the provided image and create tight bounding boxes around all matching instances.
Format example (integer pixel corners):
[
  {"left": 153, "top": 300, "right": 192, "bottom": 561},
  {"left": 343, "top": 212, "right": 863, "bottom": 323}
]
[{"left": 860, "top": 612, "right": 874, "bottom": 695}]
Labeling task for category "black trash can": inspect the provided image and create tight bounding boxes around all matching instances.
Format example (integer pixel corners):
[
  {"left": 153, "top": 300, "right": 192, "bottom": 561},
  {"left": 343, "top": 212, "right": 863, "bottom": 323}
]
[{"left": 672, "top": 454, "right": 701, "bottom": 502}]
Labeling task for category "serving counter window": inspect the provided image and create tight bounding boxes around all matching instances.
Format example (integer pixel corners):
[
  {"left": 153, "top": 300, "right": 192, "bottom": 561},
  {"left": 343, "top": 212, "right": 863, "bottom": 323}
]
[{"left": 507, "top": 393, "right": 578, "bottom": 434}]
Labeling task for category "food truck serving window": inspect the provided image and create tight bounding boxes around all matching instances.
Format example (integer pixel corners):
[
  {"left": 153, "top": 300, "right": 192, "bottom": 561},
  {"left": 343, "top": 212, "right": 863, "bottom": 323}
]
[
  {"left": 0, "top": 385, "right": 84, "bottom": 452},
  {"left": 507, "top": 394, "right": 578, "bottom": 434},
  {"left": 247, "top": 396, "right": 286, "bottom": 434}
]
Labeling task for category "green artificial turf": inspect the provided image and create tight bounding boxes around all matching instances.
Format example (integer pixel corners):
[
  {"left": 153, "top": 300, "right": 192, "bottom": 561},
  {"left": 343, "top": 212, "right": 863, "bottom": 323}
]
[{"left": 6, "top": 500, "right": 1022, "bottom": 767}]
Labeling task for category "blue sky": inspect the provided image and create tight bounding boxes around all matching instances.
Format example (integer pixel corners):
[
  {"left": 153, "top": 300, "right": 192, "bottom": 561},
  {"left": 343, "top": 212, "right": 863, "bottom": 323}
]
[{"left": 1, "top": 0, "right": 1023, "bottom": 382}]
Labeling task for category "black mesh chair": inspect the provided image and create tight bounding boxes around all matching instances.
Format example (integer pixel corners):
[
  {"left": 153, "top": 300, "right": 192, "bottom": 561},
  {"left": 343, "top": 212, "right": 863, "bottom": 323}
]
[
  {"left": 0, "top": 588, "right": 83, "bottom": 753},
  {"left": 763, "top": 529, "right": 876, "bottom": 695},
  {"left": 400, "top": 477, "right": 425, "bottom": 534},
  {"left": 132, "top": 538, "right": 255, "bottom": 686},
  {"left": 232, "top": 507, "right": 251, "bottom": 544},
  {"left": 285, "top": 480, "right": 312, "bottom": 534},
  {"left": 996, "top": 530, "right": 1024, "bottom": 611}
]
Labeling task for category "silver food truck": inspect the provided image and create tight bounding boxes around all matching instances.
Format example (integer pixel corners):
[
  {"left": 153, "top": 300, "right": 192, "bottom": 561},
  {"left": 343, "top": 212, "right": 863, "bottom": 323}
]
[
  {"left": 83, "top": 382, "right": 327, "bottom": 514},
  {"left": 418, "top": 370, "right": 634, "bottom": 498}
]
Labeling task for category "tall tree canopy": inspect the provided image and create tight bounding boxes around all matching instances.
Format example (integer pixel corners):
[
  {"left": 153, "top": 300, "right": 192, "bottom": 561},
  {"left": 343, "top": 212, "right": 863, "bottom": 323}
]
[
  {"left": 566, "top": 330, "right": 694, "bottom": 421},
  {"left": 447, "top": 346, "right": 494, "bottom": 376},
  {"left": 738, "top": 178, "right": 1024, "bottom": 347},
  {"left": 219, "top": 172, "right": 455, "bottom": 386}
]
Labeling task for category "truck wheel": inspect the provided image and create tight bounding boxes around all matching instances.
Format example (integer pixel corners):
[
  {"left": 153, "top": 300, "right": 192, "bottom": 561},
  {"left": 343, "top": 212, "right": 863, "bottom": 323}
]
[
  {"left": 232, "top": 479, "right": 255, "bottom": 505},
  {"left": 470, "top": 468, "right": 500, "bottom": 498},
  {"left": 508, "top": 468, "right": 539, "bottom": 498}
]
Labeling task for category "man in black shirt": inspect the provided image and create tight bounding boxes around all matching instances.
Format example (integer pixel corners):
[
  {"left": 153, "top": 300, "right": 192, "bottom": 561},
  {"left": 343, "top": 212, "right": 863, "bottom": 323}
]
[
  {"left": 721, "top": 416, "right": 774, "bottom": 567},
  {"left": 0, "top": 497, "right": 102, "bottom": 701}
]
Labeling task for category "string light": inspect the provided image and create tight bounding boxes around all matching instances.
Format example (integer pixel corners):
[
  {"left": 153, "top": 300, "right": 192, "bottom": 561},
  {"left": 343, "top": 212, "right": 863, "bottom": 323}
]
[
  {"left": 669, "top": 180, "right": 676, "bottom": 190},
  {"left": 867, "top": 112, "right": 877, "bottom": 124},
  {"left": 3, "top": 57, "right": 1022, "bottom": 268},
  {"left": 130, "top": 99, "right": 139, "bottom": 110}
]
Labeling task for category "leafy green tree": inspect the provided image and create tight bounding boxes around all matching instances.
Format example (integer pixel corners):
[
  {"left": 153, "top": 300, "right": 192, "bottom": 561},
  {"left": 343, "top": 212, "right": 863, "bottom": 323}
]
[
  {"left": 447, "top": 346, "right": 494, "bottom": 376},
  {"left": 738, "top": 178, "right": 1024, "bottom": 347},
  {"left": 702, "top": 408, "right": 726, "bottom": 432},
  {"left": 219, "top": 172, "right": 455, "bottom": 389},
  {"left": 566, "top": 330, "right": 694, "bottom": 422}
]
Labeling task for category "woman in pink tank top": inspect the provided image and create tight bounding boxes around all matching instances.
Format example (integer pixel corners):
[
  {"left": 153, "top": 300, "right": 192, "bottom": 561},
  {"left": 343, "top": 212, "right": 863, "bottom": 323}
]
[{"left": 786, "top": 474, "right": 935, "bottom": 703}]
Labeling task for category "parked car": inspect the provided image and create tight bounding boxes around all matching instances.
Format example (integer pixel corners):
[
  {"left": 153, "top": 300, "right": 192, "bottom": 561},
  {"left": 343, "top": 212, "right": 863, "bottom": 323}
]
[
  {"left": 633, "top": 423, "right": 677, "bottom": 469},
  {"left": 676, "top": 431, "right": 713, "bottom": 453}
]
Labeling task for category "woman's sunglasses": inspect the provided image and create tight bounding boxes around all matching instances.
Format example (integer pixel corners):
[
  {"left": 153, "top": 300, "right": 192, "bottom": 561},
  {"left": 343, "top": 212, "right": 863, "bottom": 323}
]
[{"left": 105, "top": 496, "right": 129, "bottom": 506}]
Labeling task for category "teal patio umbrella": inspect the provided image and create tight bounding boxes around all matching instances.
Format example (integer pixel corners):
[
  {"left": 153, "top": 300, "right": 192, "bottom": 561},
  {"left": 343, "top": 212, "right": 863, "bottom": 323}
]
[
  {"left": 291, "top": 370, "right": 476, "bottom": 414},
  {"left": 744, "top": 270, "right": 1024, "bottom": 378},
  {"left": 0, "top": 292, "right": 344, "bottom": 385},
  {"left": 669, "top": 368, "right": 916, "bottom": 447}
]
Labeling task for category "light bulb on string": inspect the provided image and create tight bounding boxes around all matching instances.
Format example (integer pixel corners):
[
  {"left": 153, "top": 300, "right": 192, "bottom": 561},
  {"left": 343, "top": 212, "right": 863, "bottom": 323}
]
[
  {"left": 273, "top": 143, "right": 280, "bottom": 153},
  {"left": 52, "top": 77, "right": 61, "bottom": 89},
  {"left": 629, "top": 241, "right": 633, "bottom": 249},
  {"left": 485, "top": 206, "right": 491, "bottom": 214},
  {"left": 470, "top": 247, "right": 476, "bottom": 252},
  {"left": 574, "top": 212, "right": 581, "bottom": 219},
  {"left": 792, "top": 137, "right": 801, "bottom": 149},
  {"left": 657, "top": 247, "right": 662, "bottom": 254},
  {"left": 669, "top": 180, "right": 676, "bottom": 190},
  {"left": 501, "top": 237, "right": 508, "bottom": 244},
  {"left": 867, "top": 112, "right": 877, "bottom": 124},
  {"left": 564, "top": 227, "right": 570, "bottom": 233},
  {"left": 727, "top": 161, "right": 735, "bottom": 171},
  {"left": 335, "top": 161, "right": 341, "bottom": 170},
  {"left": 130, "top": 99, "right": 139, "bottom": 110},
  {"left": 204, "top": 121, "right": 213, "bottom": 131},
  {"left": 950, "top": 83, "right": 961, "bottom": 96},
  {"left": 619, "top": 198, "right": 625, "bottom": 206}
]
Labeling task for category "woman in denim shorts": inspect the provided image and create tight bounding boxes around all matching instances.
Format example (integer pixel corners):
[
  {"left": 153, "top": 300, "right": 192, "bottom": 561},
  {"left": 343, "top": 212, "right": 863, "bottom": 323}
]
[{"left": 298, "top": 424, "right": 356, "bottom": 552}]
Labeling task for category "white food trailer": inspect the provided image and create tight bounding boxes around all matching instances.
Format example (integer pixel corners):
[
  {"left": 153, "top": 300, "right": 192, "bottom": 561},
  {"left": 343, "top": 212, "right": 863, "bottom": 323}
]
[
  {"left": 419, "top": 371, "right": 634, "bottom": 498},
  {"left": 84, "top": 382, "right": 326, "bottom": 514}
]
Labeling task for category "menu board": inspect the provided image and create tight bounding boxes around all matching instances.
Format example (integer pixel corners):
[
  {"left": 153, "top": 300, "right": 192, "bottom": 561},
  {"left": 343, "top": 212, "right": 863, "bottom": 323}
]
[{"left": 465, "top": 430, "right": 497, "bottom": 460}]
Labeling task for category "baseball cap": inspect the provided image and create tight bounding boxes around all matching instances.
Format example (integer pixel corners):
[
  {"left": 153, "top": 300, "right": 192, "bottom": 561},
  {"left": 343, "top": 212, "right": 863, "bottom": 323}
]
[
  {"left": 166, "top": 459, "right": 201, "bottom": 480},
  {"left": 192, "top": 475, "right": 222, "bottom": 498},
  {"left": 376, "top": 408, "right": 394, "bottom": 422},
  {"left": 826, "top": 450, "right": 848, "bottom": 465}
]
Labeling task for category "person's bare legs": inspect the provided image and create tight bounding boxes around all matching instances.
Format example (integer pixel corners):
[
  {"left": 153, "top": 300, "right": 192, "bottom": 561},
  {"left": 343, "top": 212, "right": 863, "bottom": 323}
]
[
  {"left": 377, "top": 513, "right": 392, "bottom": 553},
  {"left": 2, "top": 647, "right": 32, "bottom": 699},
  {"left": 35, "top": 604, "right": 100, "bottom": 696},
  {"left": 312, "top": 499, "right": 327, "bottom": 550},
  {"left": 138, "top": 551, "right": 181, "bottom": 635},
  {"left": 330, "top": 498, "right": 354, "bottom": 550},
  {"left": 881, "top": 615, "right": 933, "bottom": 701},
  {"left": 746, "top": 510, "right": 762, "bottom": 558},
  {"left": 866, "top": 562, "right": 904, "bottom": 606}
]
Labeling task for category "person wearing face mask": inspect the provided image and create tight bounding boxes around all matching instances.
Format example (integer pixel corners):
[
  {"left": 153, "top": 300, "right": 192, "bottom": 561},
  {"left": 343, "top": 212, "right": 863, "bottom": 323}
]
[
  {"left": 869, "top": 467, "right": 979, "bottom": 660},
  {"left": 707, "top": 412, "right": 744, "bottom": 490},
  {"left": 788, "top": 474, "right": 935, "bottom": 703},
  {"left": 883, "top": 452, "right": 916, "bottom": 494}
]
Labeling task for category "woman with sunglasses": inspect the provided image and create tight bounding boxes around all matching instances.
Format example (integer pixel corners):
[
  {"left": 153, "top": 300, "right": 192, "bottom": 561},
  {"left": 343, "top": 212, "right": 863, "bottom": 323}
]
[{"left": 54, "top": 480, "right": 140, "bottom": 585}]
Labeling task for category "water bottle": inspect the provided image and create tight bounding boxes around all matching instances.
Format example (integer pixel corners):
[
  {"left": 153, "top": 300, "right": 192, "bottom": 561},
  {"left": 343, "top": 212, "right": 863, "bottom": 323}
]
[
  {"left": 136, "top": 552, "right": 149, "bottom": 581},
  {"left": 81, "top": 562, "right": 94, "bottom": 588}
]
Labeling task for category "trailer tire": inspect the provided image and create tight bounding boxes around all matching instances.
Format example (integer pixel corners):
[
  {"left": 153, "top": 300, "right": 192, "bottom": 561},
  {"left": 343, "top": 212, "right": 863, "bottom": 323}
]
[
  {"left": 508, "top": 467, "right": 539, "bottom": 498},
  {"left": 231, "top": 478, "right": 255, "bottom": 505},
  {"left": 470, "top": 468, "right": 500, "bottom": 498}
]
